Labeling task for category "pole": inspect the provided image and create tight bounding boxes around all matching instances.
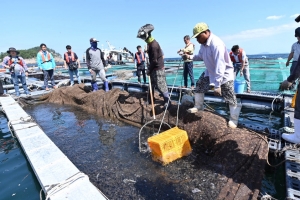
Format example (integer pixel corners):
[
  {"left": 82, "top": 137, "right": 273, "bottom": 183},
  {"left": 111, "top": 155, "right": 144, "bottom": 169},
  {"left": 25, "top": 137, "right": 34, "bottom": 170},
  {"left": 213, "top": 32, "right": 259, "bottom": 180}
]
[{"left": 148, "top": 76, "right": 156, "bottom": 119}]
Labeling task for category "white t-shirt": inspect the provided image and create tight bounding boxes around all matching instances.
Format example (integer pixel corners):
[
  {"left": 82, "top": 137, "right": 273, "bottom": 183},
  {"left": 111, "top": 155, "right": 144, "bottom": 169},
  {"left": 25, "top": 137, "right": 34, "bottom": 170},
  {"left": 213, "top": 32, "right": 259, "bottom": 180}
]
[
  {"left": 232, "top": 50, "right": 247, "bottom": 63},
  {"left": 291, "top": 42, "right": 300, "bottom": 61}
]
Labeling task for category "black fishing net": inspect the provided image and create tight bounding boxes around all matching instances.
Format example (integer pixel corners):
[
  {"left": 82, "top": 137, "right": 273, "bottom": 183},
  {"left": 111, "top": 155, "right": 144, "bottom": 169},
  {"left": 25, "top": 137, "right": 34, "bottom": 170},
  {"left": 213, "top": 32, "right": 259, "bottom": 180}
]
[{"left": 21, "top": 84, "right": 268, "bottom": 200}]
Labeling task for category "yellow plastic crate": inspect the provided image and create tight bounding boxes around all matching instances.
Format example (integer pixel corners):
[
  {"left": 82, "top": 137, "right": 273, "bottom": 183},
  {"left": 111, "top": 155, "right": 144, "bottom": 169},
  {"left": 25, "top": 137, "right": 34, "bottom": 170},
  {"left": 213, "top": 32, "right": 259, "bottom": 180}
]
[{"left": 147, "top": 127, "right": 192, "bottom": 165}]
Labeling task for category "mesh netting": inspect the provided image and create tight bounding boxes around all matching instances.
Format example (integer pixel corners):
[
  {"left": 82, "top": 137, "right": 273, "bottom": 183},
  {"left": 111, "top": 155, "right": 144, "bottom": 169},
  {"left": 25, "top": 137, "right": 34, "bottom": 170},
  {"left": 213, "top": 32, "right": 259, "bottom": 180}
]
[{"left": 23, "top": 84, "right": 268, "bottom": 199}]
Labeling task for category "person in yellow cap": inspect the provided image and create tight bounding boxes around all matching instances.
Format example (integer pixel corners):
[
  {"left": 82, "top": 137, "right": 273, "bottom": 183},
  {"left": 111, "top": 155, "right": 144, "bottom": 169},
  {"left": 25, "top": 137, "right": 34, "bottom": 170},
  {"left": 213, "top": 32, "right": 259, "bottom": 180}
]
[{"left": 182, "top": 23, "right": 241, "bottom": 128}]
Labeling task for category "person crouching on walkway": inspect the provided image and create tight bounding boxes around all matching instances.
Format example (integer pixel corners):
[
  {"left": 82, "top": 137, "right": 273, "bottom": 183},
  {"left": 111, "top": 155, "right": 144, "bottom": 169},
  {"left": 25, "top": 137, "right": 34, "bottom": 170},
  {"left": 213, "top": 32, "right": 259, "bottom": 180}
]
[
  {"left": 183, "top": 23, "right": 241, "bottom": 128},
  {"left": 36, "top": 43, "right": 57, "bottom": 91},
  {"left": 64, "top": 45, "right": 81, "bottom": 86},
  {"left": 137, "top": 24, "right": 171, "bottom": 109},
  {"left": 2, "top": 47, "right": 30, "bottom": 96},
  {"left": 229, "top": 45, "right": 251, "bottom": 93},
  {"left": 177, "top": 35, "right": 195, "bottom": 89},
  {"left": 135, "top": 45, "right": 146, "bottom": 84},
  {"left": 280, "top": 52, "right": 300, "bottom": 143},
  {"left": 86, "top": 38, "right": 109, "bottom": 92}
]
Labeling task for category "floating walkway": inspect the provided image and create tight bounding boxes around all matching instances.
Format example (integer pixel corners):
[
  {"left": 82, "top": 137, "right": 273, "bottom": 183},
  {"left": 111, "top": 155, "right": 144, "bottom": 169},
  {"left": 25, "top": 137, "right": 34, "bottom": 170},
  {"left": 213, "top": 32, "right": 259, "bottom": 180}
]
[{"left": 0, "top": 96, "right": 107, "bottom": 200}]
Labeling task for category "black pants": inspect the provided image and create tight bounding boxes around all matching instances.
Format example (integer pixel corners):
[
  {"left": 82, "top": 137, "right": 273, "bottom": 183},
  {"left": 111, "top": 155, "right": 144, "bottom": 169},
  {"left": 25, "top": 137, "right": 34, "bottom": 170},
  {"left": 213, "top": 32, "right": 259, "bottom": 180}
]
[
  {"left": 295, "top": 84, "right": 300, "bottom": 120},
  {"left": 183, "top": 61, "right": 195, "bottom": 87},
  {"left": 137, "top": 67, "right": 146, "bottom": 83},
  {"left": 0, "top": 81, "right": 4, "bottom": 94}
]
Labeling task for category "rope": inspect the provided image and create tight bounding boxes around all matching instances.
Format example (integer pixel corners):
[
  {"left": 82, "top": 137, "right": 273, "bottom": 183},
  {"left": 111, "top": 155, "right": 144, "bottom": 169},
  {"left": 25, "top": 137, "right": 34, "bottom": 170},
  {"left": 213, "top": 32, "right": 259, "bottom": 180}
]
[
  {"left": 138, "top": 120, "right": 172, "bottom": 153},
  {"left": 158, "top": 60, "right": 183, "bottom": 134}
]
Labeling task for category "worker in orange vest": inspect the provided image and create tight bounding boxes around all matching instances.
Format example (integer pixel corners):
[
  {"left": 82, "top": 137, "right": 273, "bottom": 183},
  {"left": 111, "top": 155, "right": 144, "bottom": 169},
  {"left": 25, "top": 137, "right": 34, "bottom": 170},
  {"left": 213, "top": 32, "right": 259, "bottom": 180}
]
[
  {"left": 229, "top": 45, "right": 251, "bottom": 93},
  {"left": 64, "top": 45, "right": 81, "bottom": 86},
  {"left": 134, "top": 45, "right": 146, "bottom": 84},
  {"left": 36, "top": 43, "right": 57, "bottom": 91},
  {"left": 2, "top": 47, "right": 30, "bottom": 96}
]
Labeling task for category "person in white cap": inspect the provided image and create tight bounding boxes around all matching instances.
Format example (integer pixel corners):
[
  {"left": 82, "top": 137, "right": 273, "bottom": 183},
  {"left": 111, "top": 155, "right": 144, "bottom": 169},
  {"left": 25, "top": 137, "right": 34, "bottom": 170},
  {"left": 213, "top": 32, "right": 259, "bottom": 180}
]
[{"left": 182, "top": 22, "right": 241, "bottom": 128}]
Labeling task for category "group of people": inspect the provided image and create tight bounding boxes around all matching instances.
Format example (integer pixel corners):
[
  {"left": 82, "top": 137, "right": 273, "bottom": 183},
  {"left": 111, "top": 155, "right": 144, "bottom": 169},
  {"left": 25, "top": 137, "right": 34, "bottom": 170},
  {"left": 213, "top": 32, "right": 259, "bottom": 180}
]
[
  {"left": 0, "top": 38, "right": 110, "bottom": 96},
  {"left": 135, "top": 32, "right": 252, "bottom": 93},
  {"left": 1, "top": 22, "right": 300, "bottom": 138},
  {"left": 135, "top": 23, "right": 251, "bottom": 128}
]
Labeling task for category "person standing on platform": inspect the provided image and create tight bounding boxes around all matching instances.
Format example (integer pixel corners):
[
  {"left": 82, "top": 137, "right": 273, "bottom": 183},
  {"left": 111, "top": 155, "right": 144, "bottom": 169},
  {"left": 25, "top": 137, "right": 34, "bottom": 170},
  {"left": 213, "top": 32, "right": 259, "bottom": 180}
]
[
  {"left": 229, "top": 45, "right": 251, "bottom": 93},
  {"left": 137, "top": 24, "right": 170, "bottom": 109},
  {"left": 64, "top": 45, "right": 81, "bottom": 86},
  {"left": 177, "top": 35, "right": 195, "bottom": 89},
  {"left": 286, "top": 27, "right": 300, "bottom": 74},
  {"left": 86, "top": 38, "right": 109, "bottom": 92},
  {"left": 36, "top": 43, "right": 57, "bottom": 91},
  {"left": 280, "top": 53, "right": 300, "bottom": 143},
  {"left": 2, "top": 47, "right": 30, "bottom": 96},
  {"left": 134, "top": 45, "right": 146, "bottom": 84},
  {"left": 183, "top": 22, "right": 240, "bottom": 128}
]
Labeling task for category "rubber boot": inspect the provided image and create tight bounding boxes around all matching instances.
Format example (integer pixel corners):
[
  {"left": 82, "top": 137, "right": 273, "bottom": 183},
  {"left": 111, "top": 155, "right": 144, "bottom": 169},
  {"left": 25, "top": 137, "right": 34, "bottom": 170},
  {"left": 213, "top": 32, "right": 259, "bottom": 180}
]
[
  {"left": 104, "top": 81, "right": 109, "bottom": 92},
  {"left": 14, "top": 86, "right": 20, "bottom": 96},
  {"left": 282, "top": 119, "right": 300, "bottom": 144},
  {"left": 188, "top": 93, "right": 204, "bottom": 113},
  {"left": 91, "top": 82, "right": 98, "bottom": 92},
  {"left": 228, "top": 104, "right": 242, "bottom": 128}
]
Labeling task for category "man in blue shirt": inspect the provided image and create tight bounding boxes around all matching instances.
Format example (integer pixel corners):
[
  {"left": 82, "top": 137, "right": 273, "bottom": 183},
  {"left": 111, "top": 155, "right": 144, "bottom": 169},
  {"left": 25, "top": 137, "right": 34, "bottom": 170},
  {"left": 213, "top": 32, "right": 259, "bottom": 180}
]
[
  {"left": 36, "top": 43, "right": 57, "bottom": 91},
  {"left": 134, "top": 45, "right": 146, "bottom": 84}
]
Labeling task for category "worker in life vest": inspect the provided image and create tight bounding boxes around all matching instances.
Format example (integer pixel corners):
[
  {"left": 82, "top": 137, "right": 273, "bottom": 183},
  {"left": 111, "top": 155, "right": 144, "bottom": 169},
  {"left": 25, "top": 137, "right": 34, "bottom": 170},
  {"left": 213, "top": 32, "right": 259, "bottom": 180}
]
[
  {"left": 64, "top": 45, "right": 81, "bottom": 86},
  {"left": 229, "top": 45, "right": 251, "bottom": 93},
  {"left": 137, "top": 24, "right": 171, "bottom": 109},
  {"left": 36, "top": 43, "right": 57, "bottom": 91},
  {"left": 177, "top": 35, "right": 195, "bottom": 89},
  {"left": 2, "top": 47, "right": 30, "bottom": 96},
  {"left": 134, "top": 45, "right": 146, "bottom": 84},
  {"left": 280, "top": 29, "right": 300, "bottom": 144}
]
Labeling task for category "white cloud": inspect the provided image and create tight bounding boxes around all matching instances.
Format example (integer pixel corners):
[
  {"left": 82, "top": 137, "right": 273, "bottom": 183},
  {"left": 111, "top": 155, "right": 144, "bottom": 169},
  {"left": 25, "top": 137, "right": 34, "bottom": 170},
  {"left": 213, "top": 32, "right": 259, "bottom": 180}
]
[
  {"left": 290, "top": 14, "right": 300, "bottom": 18},
  {"left": 266, "top": 15, "right": 284, "bottom": 20},
  {"left": 221, "top": 22, "right": 298, "bottom": 42}
]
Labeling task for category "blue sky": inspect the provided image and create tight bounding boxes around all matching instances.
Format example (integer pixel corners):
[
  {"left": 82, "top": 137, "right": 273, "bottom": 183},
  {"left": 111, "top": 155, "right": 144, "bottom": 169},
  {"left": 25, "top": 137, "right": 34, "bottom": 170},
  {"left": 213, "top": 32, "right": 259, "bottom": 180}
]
[{"left": 1, "top": 0, "right": 299, "bottom": 58}]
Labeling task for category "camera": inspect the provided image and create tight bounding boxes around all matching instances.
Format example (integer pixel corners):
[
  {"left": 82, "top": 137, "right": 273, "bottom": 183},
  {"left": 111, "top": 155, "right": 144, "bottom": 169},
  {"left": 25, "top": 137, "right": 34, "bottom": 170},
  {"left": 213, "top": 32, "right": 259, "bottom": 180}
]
[
  {"left": 9, "top": 64, "right": 15, "bottom": 73},
  {"left": 296, "top": 15, "right": 300, "bottom": 23}
]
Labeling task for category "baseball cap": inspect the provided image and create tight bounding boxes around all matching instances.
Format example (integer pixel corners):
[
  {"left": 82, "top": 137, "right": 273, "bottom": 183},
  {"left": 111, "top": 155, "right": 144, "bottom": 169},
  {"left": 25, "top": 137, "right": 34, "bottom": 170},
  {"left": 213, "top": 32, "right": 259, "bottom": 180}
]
[
  {"left": 295, "top": 27, "right": 300, "bottom": 37},
  {"left": 90, "top": 38, "right": 99, "bottom": 43},
  {"left": 191, "top": 23, "right": 209, "bottom": 38}
]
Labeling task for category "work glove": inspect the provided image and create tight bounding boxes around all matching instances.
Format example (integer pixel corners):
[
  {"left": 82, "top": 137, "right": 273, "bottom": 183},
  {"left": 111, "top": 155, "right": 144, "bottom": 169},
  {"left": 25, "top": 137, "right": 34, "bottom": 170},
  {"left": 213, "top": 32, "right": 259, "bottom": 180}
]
[
  {"left": 280, "top": 80, "right": 293, "bottom": 90},
  {"left": 214, "top": 87, "right": 222, "bottom": 96}
]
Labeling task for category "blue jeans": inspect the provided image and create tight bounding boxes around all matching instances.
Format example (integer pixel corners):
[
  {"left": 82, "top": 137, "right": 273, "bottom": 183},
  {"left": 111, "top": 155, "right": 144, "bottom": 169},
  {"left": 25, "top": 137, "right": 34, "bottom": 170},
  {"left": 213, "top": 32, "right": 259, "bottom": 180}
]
[
  {"left": 183, "top": 61, "right": 195, "bottom": 87},
  {"left": 69, "top": 69, "right": 81, "bottom": 84},
  {"left": 12, "top": 73, "right": 29, "bottom": 94}
]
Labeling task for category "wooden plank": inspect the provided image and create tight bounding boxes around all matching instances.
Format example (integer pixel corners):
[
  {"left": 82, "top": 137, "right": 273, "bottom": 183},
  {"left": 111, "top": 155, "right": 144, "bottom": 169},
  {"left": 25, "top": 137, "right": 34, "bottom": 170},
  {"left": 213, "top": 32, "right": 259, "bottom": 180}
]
[{"left": 0, "top": 96, "right": 107, "bottom": 200}]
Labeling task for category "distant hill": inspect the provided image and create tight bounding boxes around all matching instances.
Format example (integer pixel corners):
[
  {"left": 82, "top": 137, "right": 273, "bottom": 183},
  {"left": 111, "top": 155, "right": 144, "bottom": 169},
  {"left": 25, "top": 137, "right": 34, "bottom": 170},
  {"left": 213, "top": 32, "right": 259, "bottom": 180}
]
[{"left": 0, "top": 47, "right": 62, "bottom": 62}]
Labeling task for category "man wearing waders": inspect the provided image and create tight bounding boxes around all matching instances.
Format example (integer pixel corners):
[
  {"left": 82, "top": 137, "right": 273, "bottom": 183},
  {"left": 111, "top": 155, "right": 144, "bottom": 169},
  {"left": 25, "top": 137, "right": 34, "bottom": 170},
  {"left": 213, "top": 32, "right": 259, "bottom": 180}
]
[
  {"left": 183, "top": 23, "right": 241, "bottom": 128},
  {"left": 135, "top": 45, "right": 146, "bottom": 84},
  {"left": 177, "top": 35, "right": 195, "bottom": 89},
  {"left": 280, "top": 27, "right": 300, "bottom": 143},
  {"left": 86, "top": 38, "right": 109, "bottom": 92},
  {"left": 136, "top": 24, "right": 170, "bottom": 109},
  {"left": 2, "top": 47, "right": 30, "bottom": 96}
]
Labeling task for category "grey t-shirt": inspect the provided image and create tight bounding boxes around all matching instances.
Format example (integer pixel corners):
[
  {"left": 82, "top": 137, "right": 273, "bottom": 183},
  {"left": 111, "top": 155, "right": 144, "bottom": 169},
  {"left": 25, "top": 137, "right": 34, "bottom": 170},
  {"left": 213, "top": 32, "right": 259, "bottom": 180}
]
[
  {"left": 11, "top": 58, "right": 22, "bottom": 74},
  {"left": 87, "top": 48, "right": 104, "bottom": 70}
]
